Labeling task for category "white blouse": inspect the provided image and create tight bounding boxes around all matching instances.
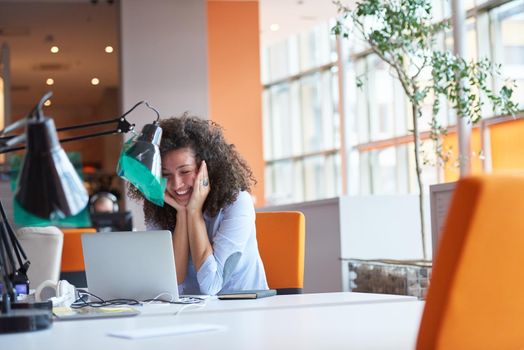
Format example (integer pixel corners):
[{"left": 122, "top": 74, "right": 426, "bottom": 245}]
[{"left": 150, "top": 191, "right": 268, "bottom": 295}]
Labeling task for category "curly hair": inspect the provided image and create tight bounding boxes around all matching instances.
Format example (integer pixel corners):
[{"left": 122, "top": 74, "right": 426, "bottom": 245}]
[{"left": 128, "top": 114, "right": 256, "bottom": 229}]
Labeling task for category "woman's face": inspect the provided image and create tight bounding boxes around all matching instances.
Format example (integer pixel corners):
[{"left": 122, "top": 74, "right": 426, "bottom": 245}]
[{"left": 162, "top": 147, "right": 198, "bottom": 207}]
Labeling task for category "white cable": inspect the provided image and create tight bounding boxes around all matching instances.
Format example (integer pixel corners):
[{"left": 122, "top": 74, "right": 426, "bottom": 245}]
[
  {"left": 146, "top": 292, "right": 176, "bottom": 304},
  {"left": 173, "top": 299, "right": 208, "bottom": 317}
]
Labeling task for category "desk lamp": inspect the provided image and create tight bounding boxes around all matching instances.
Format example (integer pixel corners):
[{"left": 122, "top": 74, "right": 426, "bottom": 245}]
[{"left": 0, "top": 92, "right": 165, "bottom": 333}]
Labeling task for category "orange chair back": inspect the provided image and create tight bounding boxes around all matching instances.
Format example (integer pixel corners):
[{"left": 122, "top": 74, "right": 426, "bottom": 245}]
[
  {"left": 417, "top": 175, "right": 524, "bottom": 349},
  {"left": 60, "top": 227, "right": 97, "bottom": 272},
  {"left": 255, "top": 211, "right": 305, "bottom": 294}
]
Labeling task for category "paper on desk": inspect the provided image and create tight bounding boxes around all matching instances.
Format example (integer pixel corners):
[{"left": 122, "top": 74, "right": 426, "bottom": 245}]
[
  {"left": 107, "top": 323, "right": 226, "bottom": 339},
  {"left": 54, "top": 306, "right": 140, "bottom": 320}
]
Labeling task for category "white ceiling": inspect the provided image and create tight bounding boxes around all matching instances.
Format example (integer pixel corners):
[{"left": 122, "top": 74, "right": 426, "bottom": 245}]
[{"left": 0, "top": 0, "right": 339, "bottom": 120}]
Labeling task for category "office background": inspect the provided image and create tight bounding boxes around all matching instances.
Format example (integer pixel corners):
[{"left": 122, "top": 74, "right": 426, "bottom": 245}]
[{"left": 1, "top": 0, "right": 523, "bottom": 293}]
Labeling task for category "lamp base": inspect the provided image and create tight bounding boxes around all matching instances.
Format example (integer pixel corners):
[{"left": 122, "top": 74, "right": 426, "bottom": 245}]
[
  {"left": 11, "top": 300, "right": 53, "bottom": 311},
  {"left": 0, "top": 308, "right": 52, "bottom": 333}
]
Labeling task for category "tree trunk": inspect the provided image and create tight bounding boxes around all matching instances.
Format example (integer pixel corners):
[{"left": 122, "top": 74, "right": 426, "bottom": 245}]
[{"left": 411, "top": 102, "right": 428, "bottom": 260}]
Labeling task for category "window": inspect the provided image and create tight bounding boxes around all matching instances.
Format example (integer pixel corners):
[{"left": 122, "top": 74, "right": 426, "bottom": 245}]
[
  {"left": 262, "top": 21, "right": 341, "bottom": 205},
  {"left": 491, "top": 1, "right": 524, "bottom": 109},
  {"left": 262, "top": 0, "right": 524, "bottom": 204}
]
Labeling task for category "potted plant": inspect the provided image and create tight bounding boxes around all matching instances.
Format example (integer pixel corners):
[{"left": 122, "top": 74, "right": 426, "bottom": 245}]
[{"left": 333, "top": 0, "right": 519, "bottom": 260}]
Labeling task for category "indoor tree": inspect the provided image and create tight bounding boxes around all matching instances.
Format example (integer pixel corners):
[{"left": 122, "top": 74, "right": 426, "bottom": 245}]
[{"left": 333, "top": 0, "right": 519, "bottom": 260}]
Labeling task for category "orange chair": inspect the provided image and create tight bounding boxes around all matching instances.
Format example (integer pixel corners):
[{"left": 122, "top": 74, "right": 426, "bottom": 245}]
[
  {"left": 255, "top": 211, "right": 305, "bottom": 294},
  {"left": 417, "top": 174, "right": 524, "bottom": 349},
  {"left": 60, "top": 227, "right": 97, "bottom": 273},
  {"left": 59, "top": 227, "right": 97, "bottom": 287}
]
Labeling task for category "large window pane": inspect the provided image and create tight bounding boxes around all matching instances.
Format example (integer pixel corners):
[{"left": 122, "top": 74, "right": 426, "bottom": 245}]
[
  {"left": 299, "top": 22, "right": 337, "bottom": 72},
  {"left": 369, "top": 147, "right": 398, "bottom": 194},
  {"left": 269, "top": 82, "right": 301, "bottom": 159},
  {"left": 351, "top": 58, "right": 371, "bottom": 144},
  {"left": 491, "top": 1, "right": 524, "bottom": 109},
  {"left": 301, "top": 74, "right": 323, "bottom": 153},
  {"left": 300, "top": 70, "right": 339, "bottom": 152},
  {"left": 260, "top": 46, "right": 270, "bottom": 85},
  {"left": 267, "top": 160, "right": 302, "bottom": 204},
  {"left": 263, "top": 0, "right": 524, "bottom": 206},
  {"left": 268, "top": 37, "right": 299, "bottom": 82},
  {"left": 303, "top": 154, "right": 339, "bottom": 201},
  {"left": 367, "top": 55, "right": 408, "bottom": 140}
]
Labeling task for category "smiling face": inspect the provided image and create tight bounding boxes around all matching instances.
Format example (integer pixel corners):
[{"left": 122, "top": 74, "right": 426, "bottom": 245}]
[{"left": 162, "top": 147, "right": 199, "bottom": 207}]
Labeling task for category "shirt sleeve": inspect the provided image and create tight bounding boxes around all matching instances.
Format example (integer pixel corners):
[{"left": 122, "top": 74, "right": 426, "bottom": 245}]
[{"left": 196, "top": 191, "right": 255, "bottom": 295}]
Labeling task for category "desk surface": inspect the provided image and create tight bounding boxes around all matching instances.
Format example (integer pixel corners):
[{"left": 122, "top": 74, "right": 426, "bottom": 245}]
[
  {"left": 140, "top": 291, "right": 417, "bottom": 316},
  {"left": 1, "top": 292, "right": 424, "bottom": 350}
]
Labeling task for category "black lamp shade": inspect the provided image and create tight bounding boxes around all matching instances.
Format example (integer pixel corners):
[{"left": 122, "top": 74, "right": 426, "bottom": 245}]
[
  {"left": 125, "top": 122, "right": 162, "bottom": 177},
  {"left": 15, "top": 118, "right": 88, "bottom": 219},
  {"left": 117, "top": 122, "right": 166, "bottom": 206}
]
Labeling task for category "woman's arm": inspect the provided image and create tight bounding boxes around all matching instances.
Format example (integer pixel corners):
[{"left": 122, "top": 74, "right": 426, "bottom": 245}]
[
  {"left": 172, "top": 209, "right": 189, "bottom": 284},
  {"left": 186, "top": 160, "right": 213, "bottom": 271},
  {"left": 187, "top": 210, "right": 213, "bottom": 271},
  {"left": 164, "top": 192, "right": 190, "bottom": 284}
]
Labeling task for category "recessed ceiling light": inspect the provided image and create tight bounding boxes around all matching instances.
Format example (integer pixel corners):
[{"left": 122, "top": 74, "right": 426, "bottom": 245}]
[
  {"left": 270, "top": 24, "right": 280, "bottom": 32},
  {"left": 46, "top": 78, "right": 54, "bottom": 86},
  {"left": 104, "top": 46, "right": 114, "bottom": 53},
  {"left": 91, "top": 78, "right": 100, "bottom": 85},
  {"left": 50, "top": 46, "right": 59, "bottom": 54},
  {"left": 44, "top": 100, "right": 51, "bottom": 107}
]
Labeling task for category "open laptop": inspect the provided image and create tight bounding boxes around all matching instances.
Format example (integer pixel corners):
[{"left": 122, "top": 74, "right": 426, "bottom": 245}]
[{"left": 81, "top": 230, "right": 179, "bottom": 302}]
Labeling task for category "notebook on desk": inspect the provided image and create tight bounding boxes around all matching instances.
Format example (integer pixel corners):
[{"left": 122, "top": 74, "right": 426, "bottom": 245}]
[
  {"left": 81, "top": 230, "right": 179, "bottom": 302},
  {"left": 53, "top": 305, "right": 140, "bottom": 321}
]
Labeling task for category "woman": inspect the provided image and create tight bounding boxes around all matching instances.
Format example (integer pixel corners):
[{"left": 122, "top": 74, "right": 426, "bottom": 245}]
[{"left": 129, "top": 115, "right": 268, "bottom": 295}]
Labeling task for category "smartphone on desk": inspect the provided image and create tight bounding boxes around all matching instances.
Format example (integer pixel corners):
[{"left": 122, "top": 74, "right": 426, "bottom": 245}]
[{"left": 217, "top": 289, "right": 276, "bottom": 300}]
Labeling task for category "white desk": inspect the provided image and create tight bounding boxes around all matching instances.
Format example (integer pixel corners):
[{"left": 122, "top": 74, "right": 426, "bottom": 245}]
[
  {"left": 0, "top": 292, "right": 424, "bottom": 350},
  {"left": 139, "top": 291, "right": 417, "bottom": 316}
]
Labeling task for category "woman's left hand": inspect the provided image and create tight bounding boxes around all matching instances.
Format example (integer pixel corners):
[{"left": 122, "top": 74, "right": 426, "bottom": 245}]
[{"left": 187, "top": 160, "right": 211, "bottom": 213}]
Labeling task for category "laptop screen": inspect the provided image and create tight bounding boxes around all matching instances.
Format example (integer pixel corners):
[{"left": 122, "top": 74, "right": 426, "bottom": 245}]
[{"left": 81, "top": 230, "right": 179, "bottom": 302}]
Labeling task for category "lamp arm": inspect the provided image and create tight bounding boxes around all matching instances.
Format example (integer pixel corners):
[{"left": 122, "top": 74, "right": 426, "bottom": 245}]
[
  {"left": 0, "top": 199, "right": 30, "bottom": 301},
  {"left": 56, "top": 116, "right": 132, "bottom": 133},
  {"left": 0, "top": 200, "right": 28, "bottom": 271},
  {"left": 0, "top": 223, "right": 15, "bottom": 304},
  {"left": 0, "top": 221, "right": 15, "bottom": 273},
  {"left": 60, "top": 129, "right": 126, "bottom": 143},
  {"left": 0, "top": 118, "right": 26, "bottom": 137},
  {"left": 0, "top": 117, "right": 135, "bottom": 154},
  {"left": 0, "top": 100, "right": 146, "bottom": 155},
  {"left": 0, "top": 99, "right": 158, "bottom": 153},
  {"left": 0, "top": 91, "right": 51, "bottom": 138}
]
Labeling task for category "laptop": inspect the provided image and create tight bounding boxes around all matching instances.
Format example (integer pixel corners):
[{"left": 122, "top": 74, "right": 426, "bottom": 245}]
[{"left": 81, "top": 230, "right": 179, "bottom": 302}]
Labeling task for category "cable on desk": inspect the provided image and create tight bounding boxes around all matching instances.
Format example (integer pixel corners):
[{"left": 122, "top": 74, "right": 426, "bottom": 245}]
[
  {"left": 71, "top": 289, "right": 141, "bottom": 309},
  {"left": 173, "top": 300, "right": 208, "bottom": 317},
  {"left": 143, "top": 293, "right": 206, "bottom": 305},
  {"left": 71, "top": 289, "right": 206, "bottom": 309}
]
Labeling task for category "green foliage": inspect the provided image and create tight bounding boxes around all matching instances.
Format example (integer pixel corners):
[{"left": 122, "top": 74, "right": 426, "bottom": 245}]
[
  {"left": 333, "top": 0, "right": 520, "bottom": 260},
  {"left": 333, "top": 0, "right": 519, "bottom": 165}
]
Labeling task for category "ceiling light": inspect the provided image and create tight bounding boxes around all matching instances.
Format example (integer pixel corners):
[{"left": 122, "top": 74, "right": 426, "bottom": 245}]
[
  {"left": 91, "top": 78, "right": 100, "bottom": 86},
  {"left": 50, "top": 46, "right": 59, "bottom": 54},
  {"left": 270, "top": 24, "right": 280, "bottom": 32},
  {"left": 46, "top": 78, "right": 54, "bottom": 86},
  {"left": 104, "top": 46, "right": 114, "bottom": 53},
  {"left": 44, "top": 100, "right": 51, "bottom": 107}
]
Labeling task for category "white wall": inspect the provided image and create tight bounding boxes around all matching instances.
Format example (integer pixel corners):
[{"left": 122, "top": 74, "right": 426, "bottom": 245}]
[
  {"left": 339, "top": 195, "right": 432, "bottom": 261},
  {"left": 261, "top": 194, "right": 433, "bottom": 293},
  {"left": 119, "top": 0, "right": 209, "bottom": 230}
]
